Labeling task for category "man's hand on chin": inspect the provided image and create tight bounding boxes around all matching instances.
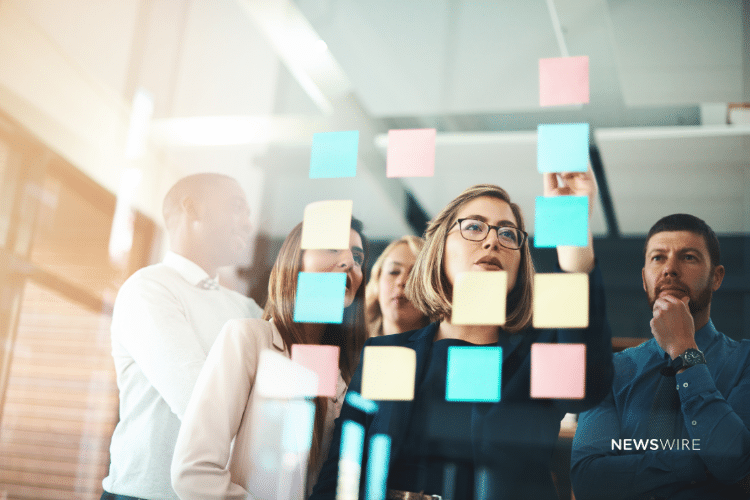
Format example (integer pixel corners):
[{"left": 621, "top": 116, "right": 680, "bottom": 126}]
[{"left": 651, "top": 295, "right": 698, "bottom": 360}]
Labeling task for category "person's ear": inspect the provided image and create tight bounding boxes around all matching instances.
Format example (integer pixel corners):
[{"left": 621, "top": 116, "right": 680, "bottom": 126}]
[
  {"left": 180, "top": 195, "right": 199, "bottom": 222},
  {"left": 711, "top": 265, "right": 725, "bottom": 292},
  {"left": 642, "top": 267, "right": 647, "bottom": 293}
]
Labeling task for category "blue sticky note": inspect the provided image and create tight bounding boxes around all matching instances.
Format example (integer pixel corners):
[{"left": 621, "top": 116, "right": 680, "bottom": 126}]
[
  {"left": 446, "top": 346, "right": 502, "bottom": 402},
  {"left": 310, "top": 130, "right": 359, "bottom": 178},
  {"left": 366, "top": 435, "right": 392, "bottom": 500},
  {"left": 341, "top": 421, "right": 365, "bottom": 464},
  {"left": 281, "top": 400, "right": 315, "bottom": 452},
  {"left": 537, "top": 123, "right": 589, "bottom": 173},
  {"left": 534, "top": 196, "right": 589, "bottom": 248},
  {"left": 346, "top": 391, "right": 379, "bottom": 414},
  {"left": 293, "top": 272, "right": 346, "bottom": 323}
]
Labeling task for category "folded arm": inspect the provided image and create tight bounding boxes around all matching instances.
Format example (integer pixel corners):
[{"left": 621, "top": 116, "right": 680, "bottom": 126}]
[{"left": 571, "top": 389, "right": 707, "bottom": 500}]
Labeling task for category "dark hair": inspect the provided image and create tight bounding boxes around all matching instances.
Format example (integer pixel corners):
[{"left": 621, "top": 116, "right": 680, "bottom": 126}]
[{"left": 644, "top": 214, "right": 720, "bottom": 267}]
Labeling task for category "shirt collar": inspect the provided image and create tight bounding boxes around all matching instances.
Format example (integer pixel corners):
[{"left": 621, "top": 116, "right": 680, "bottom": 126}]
[{"left": 162, "top": 251, "right": 217, "bottom": 287}]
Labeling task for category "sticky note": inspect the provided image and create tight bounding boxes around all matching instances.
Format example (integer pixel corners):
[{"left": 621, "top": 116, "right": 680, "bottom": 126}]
[
  {"left": 254, "top": 349, "right": 318, "bottom": 399},
  {"left": 533, "top": 273, "right": 589, "bottom": 328},
  {"left": 446, "top": 346, "right": 502, "bottom": 402},
  {"left": 281, "top": 400, "right": 315, "bottom": 452},
  {"left": 534, "top": 196, "right": 588, "bottom": 248},
  {"left": 537, "top": 123, "right": 589, "bottom": 173},
  {"left": 301, "top": 200, "right": 353, "bottom": 250},
  {"left": 294, "top": 272, "right": 346, "bottom": 323},
  {"left": 386, "top": 128, "right": 436, "bottom": 178},
  {"left": 530, "top": 343, "right": 586, "bottom": 399},
  {"left": 338, "top": 421, "right": 365, "bottom": 499},
  {"left": 248, "top": 399, "right": 313, "bottom": 500},
  {"left": 346, "top": 391, "right": 379, "bottom": 414},
  {"left": 451, "top": 272, "right": 507, "bottom": 325},
  {"left": 309, "top": 130, "right": 359, "bottom": 178},
  {"left": 361, "top": 346, "right": 416, "bottom": 401},
  {"left": 539, "top": 56, "right": 589, "bottom": 107},
  {"left": 365, "top": 435, "right": 392, "bottom": 500},
  {"left": 291, "top": 345, "right": 340, "bottom": 397}
]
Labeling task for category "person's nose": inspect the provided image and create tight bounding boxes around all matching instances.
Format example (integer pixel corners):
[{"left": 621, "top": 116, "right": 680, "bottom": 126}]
[
  {"left": 395, "top": 270, "right": 408, "bottom": 287},
  {"left": 662, "top": 255, "right": 679, "bottom": 277},
  {"left": 337, "top": 250, "right": 355, "bottom": 271},
  {"left": 482, "top": 228, "right": 502, "bottom": 251}
]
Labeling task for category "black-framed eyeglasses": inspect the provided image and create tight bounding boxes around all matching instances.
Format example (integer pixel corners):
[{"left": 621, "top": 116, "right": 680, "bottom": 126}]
[{"left": 452, "top": 219, "right": 527, "bottom": 250}]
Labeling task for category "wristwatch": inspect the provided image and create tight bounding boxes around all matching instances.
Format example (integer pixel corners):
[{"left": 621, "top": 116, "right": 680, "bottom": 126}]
[{"left": 670, "top": 348, "right": 706, "bottom": 372}]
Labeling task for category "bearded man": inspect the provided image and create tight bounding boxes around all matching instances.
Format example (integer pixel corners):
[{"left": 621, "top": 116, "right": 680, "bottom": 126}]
[{"left": 571, "top": 214, "right": 750, "bottom": 499}]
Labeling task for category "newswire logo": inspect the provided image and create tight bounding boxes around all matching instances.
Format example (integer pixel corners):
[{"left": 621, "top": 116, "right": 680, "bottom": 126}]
[{"left": 612, "top": 438, "right": 700, "bottom": 451}]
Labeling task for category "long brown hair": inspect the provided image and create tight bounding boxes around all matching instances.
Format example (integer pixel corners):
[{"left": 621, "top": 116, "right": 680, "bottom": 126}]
[
  {"left": 262, "top": 218, "right": 368, "bottom": 473},
  {"left": 406, "top": 184, "right": 534, "bottom": 333}
]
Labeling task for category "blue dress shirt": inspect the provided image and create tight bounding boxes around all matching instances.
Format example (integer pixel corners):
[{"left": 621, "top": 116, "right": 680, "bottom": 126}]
[{"left": 571, "top": 320, "right": 750, "bottom": 499}]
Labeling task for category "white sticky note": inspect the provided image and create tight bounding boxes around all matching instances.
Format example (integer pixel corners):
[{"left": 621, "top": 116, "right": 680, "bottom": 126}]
[
  {"left": 255, "top": 350, "right": 318, "bottom": 399},
  {"left": 533, "top": 273, "right": 589, "bottom": 328},
  {"left": 451, "top": 272, "right": 507, "bottom": 325},
  {"left": 360, "top": 346, "right": 416, "bottom": 401},
  {"left": 301, "top": 200, "right": 353, "bottom": 250}
]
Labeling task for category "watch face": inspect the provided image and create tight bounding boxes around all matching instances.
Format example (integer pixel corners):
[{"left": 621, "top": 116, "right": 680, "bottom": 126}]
[{"left": 682, "top": 349, "right": 705, "bottom": 366}]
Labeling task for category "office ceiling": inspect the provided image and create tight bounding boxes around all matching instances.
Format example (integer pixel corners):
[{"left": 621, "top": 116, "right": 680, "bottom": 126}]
[{"left": 6, "top": 0, "right": 750, "bottom": 240}]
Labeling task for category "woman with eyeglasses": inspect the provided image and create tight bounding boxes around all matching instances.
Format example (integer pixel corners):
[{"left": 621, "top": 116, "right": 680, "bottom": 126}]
[
  {"left": 365, "top": 235, "right": 429, "bottom": 337},
  {"left": 310, "top": 172, "right": 614, "bottom": 500},
  {"left": 171, "top": 218, "right": 368, "bottom": 500}
]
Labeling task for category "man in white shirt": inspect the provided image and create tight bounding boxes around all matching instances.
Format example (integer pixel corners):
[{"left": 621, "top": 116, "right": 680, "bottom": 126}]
[{"left": 101, "top": 173, "right": 263, "bottom": 500}]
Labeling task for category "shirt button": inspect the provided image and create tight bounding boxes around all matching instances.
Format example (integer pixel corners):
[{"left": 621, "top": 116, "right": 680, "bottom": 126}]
[
  {"left": 676, "top": 384, "right": 680, "bottom": 390},
  {"left": 683, "top": 382, "right": 689, "bottom": 388},
  {"left": 692, "top": 420, "right": 697, "bottom": 426}
]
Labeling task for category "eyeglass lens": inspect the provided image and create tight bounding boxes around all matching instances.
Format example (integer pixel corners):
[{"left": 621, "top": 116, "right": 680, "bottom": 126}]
[{"left": 459, "top": 219, "right": 522, "bottom": 248}]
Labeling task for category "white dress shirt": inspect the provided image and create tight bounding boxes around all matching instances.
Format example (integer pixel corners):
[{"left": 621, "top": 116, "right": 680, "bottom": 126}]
[
  {"left": 171, "top": 318, "right": 347, "bottom": 500},
  {"left": 102, "top": 251, "right": 263, "bottom": 500}
]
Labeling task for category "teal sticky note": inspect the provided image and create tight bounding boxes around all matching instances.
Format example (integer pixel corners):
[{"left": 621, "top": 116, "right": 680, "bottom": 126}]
[
  {"left": 345, "top": 391, "right": 379, "bottom": 414},
  {"left": 310, "top": 130, "right": 359, "bottom": 178},
  {"left": 534, "top": 196, "right": 589, "bottom": 248},
  {"left": 341, "top": 420, "right": 365, "bottom": 464},
  {"left": 366, "top": 435, "right": 391, "bottom": 500},
  {"left": 293, "top": 272, "right": 346, "bottom": 323},
  {"left": 281, "top": 400, "right": 315, "bottom": 452},
  {"left": 537, "top": 123, "right": 589, "bottom": 173},
  {"left": 446, "top": 346, "right": 502, "bottom": 402}
]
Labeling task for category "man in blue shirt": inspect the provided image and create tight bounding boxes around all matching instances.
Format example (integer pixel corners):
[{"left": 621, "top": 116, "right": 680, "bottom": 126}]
[{"left": 571, "top": 214, "right": 750, "bottom": 499}]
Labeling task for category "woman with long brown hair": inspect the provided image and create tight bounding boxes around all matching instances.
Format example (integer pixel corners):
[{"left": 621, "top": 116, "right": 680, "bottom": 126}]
[
  {"left": 311, "top": 172, "right": 614, "bottom": 500},
  {"left": 171, "top": 218, "right": 368, "bottom": 500}
]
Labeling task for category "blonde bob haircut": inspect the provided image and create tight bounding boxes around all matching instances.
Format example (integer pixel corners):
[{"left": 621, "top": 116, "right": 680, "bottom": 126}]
[
  {"left": 406, "top": 184, "right": 535, "bottom": 333},
  {"left": 365, "top": 235, "right": 428, "bottom": 337}
]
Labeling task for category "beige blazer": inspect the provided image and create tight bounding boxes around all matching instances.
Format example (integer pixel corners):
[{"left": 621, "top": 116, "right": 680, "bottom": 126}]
[{"left": 171, "top": 318, "right": 346, "bottom": 500}]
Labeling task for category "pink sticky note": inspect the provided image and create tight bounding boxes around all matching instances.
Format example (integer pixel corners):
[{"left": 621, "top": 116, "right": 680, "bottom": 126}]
[
  {"left": 291, "top": 345, "right": 340, "bottom": 397},
  {"left": 539, "top": 56, "right": 590, "bottom": 107},
  {"left": 530, "top": 343, "right": 586, "bottom": 399},
  {"left": 386, "top": 128, "right": 436, "bottom": 178}
]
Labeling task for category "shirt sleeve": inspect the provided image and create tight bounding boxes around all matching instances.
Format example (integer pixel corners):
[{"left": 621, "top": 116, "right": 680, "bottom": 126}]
[
  {"left": 111, "top": 273, "right": 210, "bottom": 420},
  {"left": 171, "top": 319, "right": 265, "bottom": 500},
  {"left": 553, "top": 262, "right": 615, "bottom": 414},
  {"left": 570, "top": 388, "right": 707, "bottom": 500},
  {"left": 677, "top": 361, "right": 750, "bottom": 483}
]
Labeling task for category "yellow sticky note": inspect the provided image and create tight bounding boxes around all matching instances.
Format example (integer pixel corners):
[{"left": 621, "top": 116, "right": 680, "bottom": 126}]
[
  {"left": 360, "top": 346, "right": 416, "bottom": 401},
  {"left": 533, "top": 273, "right": 589, "bottom": 328},
  {"left": 451, "top": 272, "right": 507, "bottom": 325},
  {"left": 300, "top": 200, "right": 353, "bottom": 250}
]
